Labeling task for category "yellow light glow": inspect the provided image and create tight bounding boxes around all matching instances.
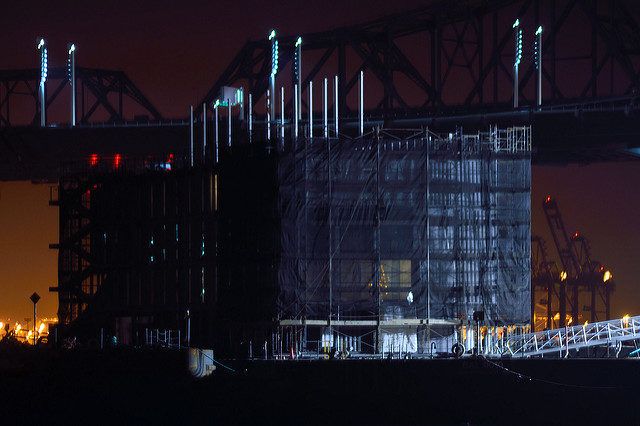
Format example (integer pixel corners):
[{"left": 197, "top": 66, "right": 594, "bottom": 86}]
[
  {"left": 16, "top": 324, "right": 21, "bottom": 332},
  {"left": 560, "top": 271, "right": 567, "bottom": 282},
  {"left": 38, "top": 323, "right": 45, "bottom": 333},
  {"left": 623, "top": 314, "right": 630, "bottom": 325},
  {"left": 603, "top": 270, "right": 612, "bottom": 282},
  {"left": 554, "top": 313, "right": 560, "bottom": 320}
]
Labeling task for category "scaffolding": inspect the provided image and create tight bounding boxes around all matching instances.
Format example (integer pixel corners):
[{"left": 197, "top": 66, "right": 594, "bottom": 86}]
[
  {"left": 50, "top": 155, "right": 220, "bottom": 346},
  {"left": 51, "top": 125, "right": 531, "bottom": 357},
  {"left": 277, "top": 127, "right": 531, "bottom": 355}
]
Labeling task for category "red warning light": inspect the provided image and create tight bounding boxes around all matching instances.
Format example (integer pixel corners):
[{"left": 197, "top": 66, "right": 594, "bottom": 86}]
[
  {"left": 572, "top": 232, "right": 578, "bottom": 239},
  {"left": 114, "top": 154, "right": 122, "bottom": 169},
  {"left": 90, "top": 154, "right": 98, "bottom": 167},
  {"left": 545, "top": 196, "right": 551, "bottom": 203}
]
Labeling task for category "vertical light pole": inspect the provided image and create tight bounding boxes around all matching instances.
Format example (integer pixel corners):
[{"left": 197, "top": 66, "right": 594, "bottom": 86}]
[
  {"left": 68, "top": 44, "right": 76, "bottom": 127},
  {"left": 214, "top": 100, "right": 219, "bottom": 163},
  {"left": 295, "top": 37, "right": 302, "bottom": 123},
  {"left": 189, "top": 106, "right": 194, "bottom": 167},
  {"left": 266, "top": 89, "right": 271, "bottom": 140},
  {"left": 359, "top": 70, "right": 364, "bottom": 137},
  {"left": 269, "top": 30, "right": 278, "bottom": 140},
  {"left": 535, "top": 26, "right": 543, "bottom": 107},
  {"left": 309, "top": 81, "right": 313, "bottom": 138},
  {"left": 294, "top": 84, "right": 299, "bottom": 140},
  {"left": 228, "top": 100, "right": 232, "bottom": 148},
  {"left": 280, "top": 86, "right": 285, "bottom": 142},
  {"left": 323, "top": 78, "right": 328, "bottom": 139},
  {"left": 513, "top": 19, "right": 522, "bottom": 109},
  {"left": 30, "top": 292, "right": 40, "bottom": 346},
  {"left": 202, "top": 103, "right": 207, "bottom": 163},
  {"left": 37, "top": 38, "right": 47, "bottom": 127},
  {"left": 334, "top": 75, "right": 339, "bottom": 137},
  {"left": 248, "top": 93, "right": 253, "bottom": 143}
]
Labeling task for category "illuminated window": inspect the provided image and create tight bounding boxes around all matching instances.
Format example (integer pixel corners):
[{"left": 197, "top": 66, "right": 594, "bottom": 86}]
[
  {"left": 380, "top": 260, "right": 411, "bottom": 303},
  {"left": 339, "top": 260, "right": 412, "bottom": 304}
]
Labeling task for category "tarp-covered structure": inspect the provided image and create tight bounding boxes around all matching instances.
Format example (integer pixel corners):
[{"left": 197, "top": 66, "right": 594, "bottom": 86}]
[{"left": 278, "top": 128, "right": 531, "bottom": 329}]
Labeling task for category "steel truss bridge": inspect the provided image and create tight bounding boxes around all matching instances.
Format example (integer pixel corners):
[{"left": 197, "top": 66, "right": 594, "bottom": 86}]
[{"left": 3, "top": 0, "right": 640, "bottom": 181}]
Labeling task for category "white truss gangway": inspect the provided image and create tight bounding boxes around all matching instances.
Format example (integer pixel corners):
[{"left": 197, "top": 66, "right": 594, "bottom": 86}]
[{"left": 500, "top": 315, "right": 640, "bottom": 358}]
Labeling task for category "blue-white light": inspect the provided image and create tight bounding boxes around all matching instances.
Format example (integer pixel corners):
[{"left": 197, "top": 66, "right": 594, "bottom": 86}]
[
  {"left": 40, "top": 47, "right": 48, "bottom": 85},
  {"left": 295, "top": 36, "right": 302, "bottom": 47},
  {"left": 268, "top": 30, "right": 276, "bottom": 40},
  {"left": 271, "top": 38, "right": 279, "bottom": 76},
  {"left": 535, "top": 25, "right": 543, "bottom": 35},
  {"left": 513, "top": 19, "right": 520, "bottom": 28},
  {"left": 515, "top": 28, "right": 523, "bottom": 67},
  {"left": 68, "top": 44, "right": 75, "bottom": 54}
]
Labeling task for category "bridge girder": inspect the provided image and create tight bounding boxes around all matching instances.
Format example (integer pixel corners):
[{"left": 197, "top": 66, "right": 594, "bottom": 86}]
[
  {"left": 0, "top": 67, "right": 163, "bottom": 127},
  {"left": 201, "top": 0, "right": 640, "bottom": 120}
]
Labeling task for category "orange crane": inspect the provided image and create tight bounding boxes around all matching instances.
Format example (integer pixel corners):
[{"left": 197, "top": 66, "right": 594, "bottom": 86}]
[{"left": 540, "top": 196, "right": 614, "bottom": 327}]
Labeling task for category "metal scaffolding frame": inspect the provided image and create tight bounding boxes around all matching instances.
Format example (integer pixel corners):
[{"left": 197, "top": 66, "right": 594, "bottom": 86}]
[
  {"left": 276, "top": 126, "right": 531, "bottom": 356},
  {"left": 50, "top": 123, "right": 531, "bottom": 358}
]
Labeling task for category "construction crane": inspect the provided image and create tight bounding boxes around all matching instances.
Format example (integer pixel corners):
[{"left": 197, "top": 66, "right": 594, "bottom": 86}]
[
  {"left": 541, "top": 196, "right": 614, "bottom": 326},
  {"left": 531, "top": 236, "right": 563, "bottom": 330}
]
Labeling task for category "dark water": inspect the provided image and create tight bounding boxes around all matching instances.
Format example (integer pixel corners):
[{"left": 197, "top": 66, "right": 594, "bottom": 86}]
[{"left": 1, "top": 348, "right": 639, "bottom": 425}]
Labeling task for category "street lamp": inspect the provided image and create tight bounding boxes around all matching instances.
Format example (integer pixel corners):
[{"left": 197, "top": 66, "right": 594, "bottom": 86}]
[
  {"left": 37, "top": 38, "right": 47, "bottom": 126},
  {"left": 29, "top": 292, "right": 40, "bottom": 345},
  {"left": 513, "top": 19, "right": 522, "bottom": 108},
  {"left": 269, "top": 30, "right": 278, "bottom": 140},
  {"left": 535, "top": 26, "right": 543, "bottom": 106},
  {"left": 68, "top": 43, "right": 76, "bottom": 126}
]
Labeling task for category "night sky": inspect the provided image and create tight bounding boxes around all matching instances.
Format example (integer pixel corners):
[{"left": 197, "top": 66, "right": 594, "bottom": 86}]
[{"left": 1, "top": 0, "right": 639, "bottom": 322}]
